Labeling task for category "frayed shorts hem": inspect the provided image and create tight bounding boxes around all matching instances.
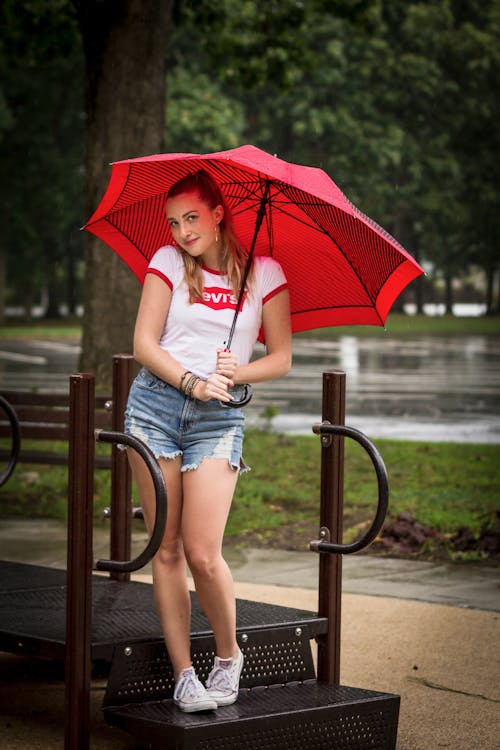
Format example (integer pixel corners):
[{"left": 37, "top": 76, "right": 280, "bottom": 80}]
[{"left": 150, "top": 450, "right": 250, "bottom": 474}]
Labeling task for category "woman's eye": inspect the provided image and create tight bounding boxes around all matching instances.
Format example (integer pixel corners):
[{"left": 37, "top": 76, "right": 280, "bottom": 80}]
[{"left": 187, "top": 214, "right": 198, "bottom": 222}]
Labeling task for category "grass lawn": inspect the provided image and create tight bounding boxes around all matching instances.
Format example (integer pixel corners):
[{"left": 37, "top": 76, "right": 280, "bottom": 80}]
[
  {"left": 1, "top": 313, "right": 500, "bottom": 341},
  {"left": 1, "top": 313, "right": 498, "bottom": 561},
  {"left": 1, "top": 433, "right": 498, "bottom": 563}
]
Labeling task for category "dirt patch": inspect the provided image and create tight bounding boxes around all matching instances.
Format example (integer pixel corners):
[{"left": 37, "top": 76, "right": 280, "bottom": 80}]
[{"left": 227, "top": 511, "right": 500, "bottom": 566}]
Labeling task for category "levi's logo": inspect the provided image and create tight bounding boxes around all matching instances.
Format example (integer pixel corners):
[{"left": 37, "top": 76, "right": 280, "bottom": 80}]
[{"left": 194, "top": 287, "right": 246, "bottom": 311}]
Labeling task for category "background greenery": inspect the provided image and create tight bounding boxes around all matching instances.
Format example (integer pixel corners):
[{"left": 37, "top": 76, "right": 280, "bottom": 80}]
[
  {"left": 1, "top": 316, "right": 498, "bottom": 561},
  {"left": 1, "top": 433, "right": 498, "bottom": 563},
  {"left": 1, "top": 0, "right": 499, "bottom": 323}
]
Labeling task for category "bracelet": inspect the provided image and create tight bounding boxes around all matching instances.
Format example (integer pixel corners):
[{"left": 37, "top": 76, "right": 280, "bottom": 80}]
[
  {"left": 186, "top": 376, "right": 201, "bottom": 399},
  {"left": 179, "top": 370, "right": 191, "bottom": 392},
  {"left": 182, "top": 373, "right": 197, "bottom": 396}
]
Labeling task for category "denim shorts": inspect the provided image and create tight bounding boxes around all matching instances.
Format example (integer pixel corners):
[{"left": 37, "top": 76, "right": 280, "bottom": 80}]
[{"left": 124, "top": 368, "right": 248, "bottom": 472}]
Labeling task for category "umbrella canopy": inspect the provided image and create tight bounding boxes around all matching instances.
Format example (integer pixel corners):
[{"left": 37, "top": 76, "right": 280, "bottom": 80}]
[{"left": 84, "top": 144, "right": 424, "bottom": 331}]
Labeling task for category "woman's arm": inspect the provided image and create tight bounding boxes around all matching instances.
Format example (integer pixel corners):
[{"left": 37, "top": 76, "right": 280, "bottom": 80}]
[
  {"left": 133, "top": 274, "right": 234, "bottom": 402},
  {"left": 232, "top": 288, "right": 292, "bottom": 384},
  {"left": 132, "top": 274, "right": 182, "bottom": 386}
]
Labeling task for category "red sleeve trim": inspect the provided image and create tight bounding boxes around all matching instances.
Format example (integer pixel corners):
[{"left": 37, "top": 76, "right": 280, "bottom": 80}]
[
  {"left": 146, "top": 268, "right": 173, "bottom": 291},
  {"left": 262, "top": 282, "right": 288, "bottom": 306}
]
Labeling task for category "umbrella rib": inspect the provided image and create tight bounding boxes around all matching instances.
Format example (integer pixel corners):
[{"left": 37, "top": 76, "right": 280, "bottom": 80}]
[
  {"left": 276, "top": 185, "right": 397, "bottom": 309},
  {"left": 294, "top": 303, "right": 380, "bottom": 314},
  {"left": 215, "top": 173, "right": 388, "bottom": 312}
]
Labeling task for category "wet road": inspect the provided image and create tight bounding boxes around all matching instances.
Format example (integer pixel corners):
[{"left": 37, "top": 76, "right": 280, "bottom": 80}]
[{"left": 0, "top": 333, "right": 499, "bottom": 442}]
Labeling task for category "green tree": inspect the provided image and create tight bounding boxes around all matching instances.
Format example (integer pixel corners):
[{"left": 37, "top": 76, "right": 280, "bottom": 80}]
[
  {"left": 0, "top": 0, "right": 84, "bottom": 321},
  {"left": 165, "top": 68, "right": 245, "bottom": 152},
  {"left": 76, "top": 0, "right": 173, "bottom": 387},
  {"left": 446, "top": 1, "right": 500, "bottom": 313}
]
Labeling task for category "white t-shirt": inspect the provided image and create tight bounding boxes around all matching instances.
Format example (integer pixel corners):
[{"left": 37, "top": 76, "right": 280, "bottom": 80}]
[{"left": 147, "top": 245, "right": 288, "bottom": 378}]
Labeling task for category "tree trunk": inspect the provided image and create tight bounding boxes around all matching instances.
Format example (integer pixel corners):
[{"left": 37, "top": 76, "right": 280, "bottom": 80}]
[
  {"left": 66, "top": 232, "right": 79, "bottom": 316},
  {"left": 484, "top": 265, "right": 498, "bottom": 315},
  {"left": 77, "top": 0, "right": 173, "bottom": 389},
  {"left": 45, "top": 277, "right": 63, "bottom": 319},
  {"left": 444, "top": 273, "right": 453, "bottom": 315}
]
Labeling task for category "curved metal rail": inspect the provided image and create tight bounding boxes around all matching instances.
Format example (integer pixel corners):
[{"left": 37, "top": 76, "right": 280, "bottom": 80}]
[
  {"left": 94, "top": 430, "right": 167, "bottom": 573},
  {"left": 310, "top": 423, "right": 389, "bottom": 555},
  {"left": 0, "top": 395, "right": 21, "bottom": 488}
]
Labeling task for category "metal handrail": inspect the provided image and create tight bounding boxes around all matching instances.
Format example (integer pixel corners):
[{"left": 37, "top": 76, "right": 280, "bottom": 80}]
[
  {"left": 0, "top": 395, "right": 21, "bottom": 488},
  {"left": 310, "top": 423, "right": 389, "bottom": 555},
  {"left": 94, "top": 430, "right": 167, "bottom": 573}
]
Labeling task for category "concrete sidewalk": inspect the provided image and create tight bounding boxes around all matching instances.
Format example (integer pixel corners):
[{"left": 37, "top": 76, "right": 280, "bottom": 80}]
[
  {"left": 225, "top": 545, "right": 500, "bottom": 612},
  {"left": 1, "top": 519, "right": 498, "bottom": 611},
  {"left": 0, "top": 548, "right": 498, "bottom": 749}
]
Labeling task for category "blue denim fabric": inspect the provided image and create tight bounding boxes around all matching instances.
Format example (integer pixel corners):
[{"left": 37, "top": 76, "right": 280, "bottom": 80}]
[{"left": 124, "top": 368, "right": 247, "bottom": 472}]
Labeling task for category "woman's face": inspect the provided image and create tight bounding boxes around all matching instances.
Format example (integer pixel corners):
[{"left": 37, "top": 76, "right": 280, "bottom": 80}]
[{"left": 166, "top": 191, "right": 223, "bottom": 267}]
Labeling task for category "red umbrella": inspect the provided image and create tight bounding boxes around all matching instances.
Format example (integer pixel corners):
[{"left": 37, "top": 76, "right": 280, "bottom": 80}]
[{"left": 84, "top": 144, "right": 423, "bottom": 332}]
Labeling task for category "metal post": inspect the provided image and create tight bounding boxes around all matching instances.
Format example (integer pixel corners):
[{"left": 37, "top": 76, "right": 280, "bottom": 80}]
[
  {"left": 65, "top": 374, "right": 95, "bottom": 750},
  {"left": 109, "top": 354, "right": 135, "bottom": 582},
  {"left": 317, "top": 370, "right": 346, "bottom": 684}
]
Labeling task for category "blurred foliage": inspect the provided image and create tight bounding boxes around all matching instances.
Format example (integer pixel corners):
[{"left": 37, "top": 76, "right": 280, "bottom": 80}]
[
  {"left": 2, "top": 433, "right": 498, "bottom": 562},
  {"left": 0, "top": 0, "right": 83, "bottom": 318},
  {"left": 1, "top": 0, "right": 499, "bottom": 320}
]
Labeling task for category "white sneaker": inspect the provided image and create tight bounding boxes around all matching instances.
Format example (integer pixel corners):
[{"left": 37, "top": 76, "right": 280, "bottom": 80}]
[
  {"left": 173, "top": 667, "right": 218, "bottom": 713},
  {"left": 205, "top": 648, "right": 244, "bottom": 706}
]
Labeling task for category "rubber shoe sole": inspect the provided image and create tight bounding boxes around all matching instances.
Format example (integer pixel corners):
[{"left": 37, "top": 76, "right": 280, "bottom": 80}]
[{"left": 174, "top": 696, "right": 217, "bottom": 713}]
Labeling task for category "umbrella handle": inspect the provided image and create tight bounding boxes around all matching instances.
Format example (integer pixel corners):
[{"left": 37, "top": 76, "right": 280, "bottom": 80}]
[{"left": 219, "top": 383, "right": 253, "bottom": 409}]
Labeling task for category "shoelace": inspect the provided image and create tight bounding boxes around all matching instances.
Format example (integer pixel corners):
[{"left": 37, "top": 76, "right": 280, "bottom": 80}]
[
  {"left": 207, "top": 665, "right": 234, "bottom": 691},
  {"left": 175, "top": 670, "right": 205, "bottom": 701}
]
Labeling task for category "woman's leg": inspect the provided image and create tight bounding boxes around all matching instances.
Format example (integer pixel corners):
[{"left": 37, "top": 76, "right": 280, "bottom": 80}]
[
  {"left": 181, "top": 458, "right": 239, "bottom": 659},
  {"left": 127, "top": 449, "right": 192, "bottom": 678}
]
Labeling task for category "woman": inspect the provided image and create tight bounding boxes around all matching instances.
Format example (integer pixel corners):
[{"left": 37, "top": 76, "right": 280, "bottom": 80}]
[{"left": 125, "top": 169, "right": 291, "bottom": 713}]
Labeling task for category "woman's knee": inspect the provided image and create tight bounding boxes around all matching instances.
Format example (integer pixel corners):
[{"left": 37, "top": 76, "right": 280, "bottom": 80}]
[
  {"left": 184, "top": 545, "right": 222, "bottom": 581},
  {"left": 154, "top": 537, "right": 185, "bottom": 571}
]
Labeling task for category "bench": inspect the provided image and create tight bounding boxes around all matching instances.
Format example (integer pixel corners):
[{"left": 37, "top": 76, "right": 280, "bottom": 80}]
[
  {"left": 0, "top": 354, "right": 135, "bottom": 479},
  {"left": 0, "top": 389, "right": 114, "bottom": 471},
  {"left": 0, "top": 354, "right": 136, "bottom": 582}
]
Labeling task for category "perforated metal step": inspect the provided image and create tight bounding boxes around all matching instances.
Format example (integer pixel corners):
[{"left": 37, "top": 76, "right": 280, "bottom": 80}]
[
  {"left": 103, "top": 625, "right": 321, "bottom": 708},
  {"left": 0, "top": 561, "right": 326, "bottom": 661},
  {"left": 104, "top": 680, "right": 400, "bottom": 750}
]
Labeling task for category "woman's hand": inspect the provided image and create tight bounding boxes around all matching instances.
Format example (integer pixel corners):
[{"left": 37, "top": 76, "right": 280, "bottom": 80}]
[
  {"left": 194, "top": 372, "right": 234, "bottom": 403},
  {"left": 215, "top": 349, "right": 239, "bottom": 380}
]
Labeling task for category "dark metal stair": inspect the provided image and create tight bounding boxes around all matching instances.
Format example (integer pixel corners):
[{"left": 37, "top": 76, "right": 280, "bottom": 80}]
[{"left": 102, "top": 631, "right": 399, "bottom": 749}]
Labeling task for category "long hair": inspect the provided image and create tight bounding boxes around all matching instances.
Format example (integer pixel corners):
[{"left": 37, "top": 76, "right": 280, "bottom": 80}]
[{"left": 166, "top": 170, "right": 249, "bottom": 303}]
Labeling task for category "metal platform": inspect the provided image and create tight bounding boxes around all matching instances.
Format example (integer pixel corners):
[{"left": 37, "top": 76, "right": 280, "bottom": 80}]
[
  {"left": 0, "top": 560, "right": 327, "bottom": 662},
  {"left": 105, "top": 682, "right": 400, "bottom": 750},
  {"left": 102, "top": 636, "right": 399, "bottom": 750},
  {"left": 0, "top": 369, "right": 400, "bottom": 750}
]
